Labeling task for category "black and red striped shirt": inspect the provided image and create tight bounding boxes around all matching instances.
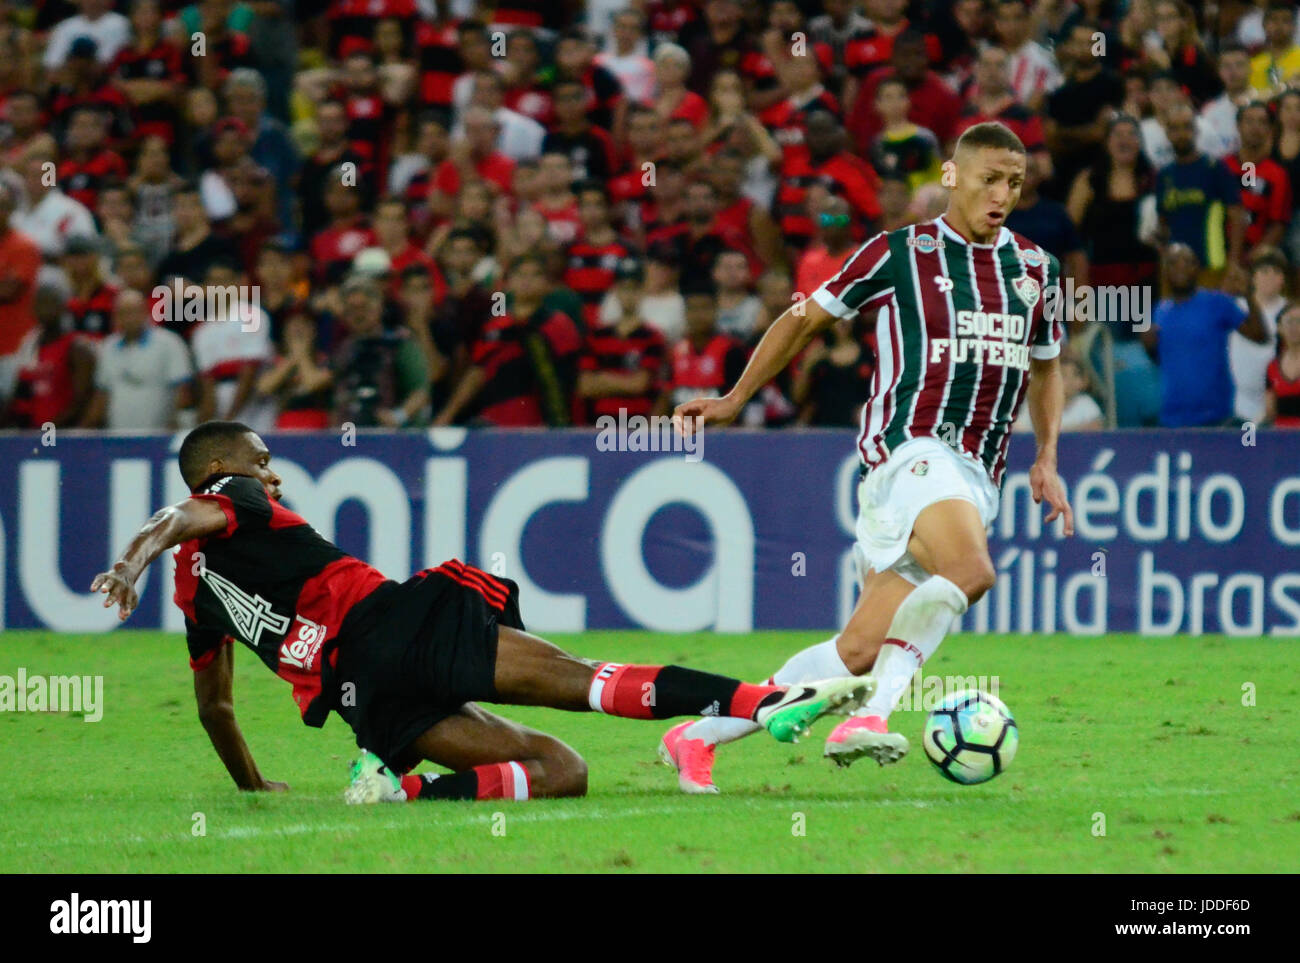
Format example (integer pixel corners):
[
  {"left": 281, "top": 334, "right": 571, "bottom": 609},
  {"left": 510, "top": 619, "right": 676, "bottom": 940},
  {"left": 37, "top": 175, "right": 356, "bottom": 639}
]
[
  {"left": 176, "top": 473, "right": 391, "bottom": 725},
  {"left": 470, "top": 309, "right": 583, "bottom": 426},
  {"left": 67, "top": 283, "right": 119, "bottom": 339},
  {"left": 415, "top": 19, "right": 461, "bottom": 108},
  {"left": 563, "top": 238, "right": 633, "bottom": 328},
  {"left": 58, "top": 150, "right": 129, "bottom": 211},
  {"left": 1268, "top": 358, "right": 1300, "bottom": 427},
  {"left": 579, "top": 322, "right": 667, "bottom": 423}
]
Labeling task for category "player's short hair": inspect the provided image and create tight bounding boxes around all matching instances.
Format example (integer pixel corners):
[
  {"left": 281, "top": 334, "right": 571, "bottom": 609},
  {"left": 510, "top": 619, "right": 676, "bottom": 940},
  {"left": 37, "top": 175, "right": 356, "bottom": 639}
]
[
  {"left": 954, "top": 121, "right": 1027, "bottom": 156},
  {"left": 179, "top": 421, "right": 256, "bottom": 490}
]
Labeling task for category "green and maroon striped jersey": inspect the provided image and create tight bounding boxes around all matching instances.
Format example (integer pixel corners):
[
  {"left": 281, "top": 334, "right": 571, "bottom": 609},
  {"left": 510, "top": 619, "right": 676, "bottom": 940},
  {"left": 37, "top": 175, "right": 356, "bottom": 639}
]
[{"left": 811, "top": 216, "right": 1062, "bottom": 487}]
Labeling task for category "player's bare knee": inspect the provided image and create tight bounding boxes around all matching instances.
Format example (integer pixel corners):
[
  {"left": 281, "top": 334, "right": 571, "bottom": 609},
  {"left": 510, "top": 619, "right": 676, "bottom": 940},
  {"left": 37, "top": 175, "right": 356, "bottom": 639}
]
[
  {"left": 952, "top": 557, "right": 996, "bottom": 603},
  {"left": 835, "top": 628, "right": 879, "bottom": 675}
]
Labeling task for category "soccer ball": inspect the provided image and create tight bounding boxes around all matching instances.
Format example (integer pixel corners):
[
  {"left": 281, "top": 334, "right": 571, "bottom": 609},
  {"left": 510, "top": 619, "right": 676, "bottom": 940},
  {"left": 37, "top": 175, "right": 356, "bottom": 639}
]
[{"left": 923, "top": 690, "right": 1018, "bottom": 785}]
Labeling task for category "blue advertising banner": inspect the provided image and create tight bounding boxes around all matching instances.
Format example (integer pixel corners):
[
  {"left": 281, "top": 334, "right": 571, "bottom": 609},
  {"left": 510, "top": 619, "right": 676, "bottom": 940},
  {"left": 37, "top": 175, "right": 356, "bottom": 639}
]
[{"left": 0, "top": 429, "right": 1296, "bottom": 636}]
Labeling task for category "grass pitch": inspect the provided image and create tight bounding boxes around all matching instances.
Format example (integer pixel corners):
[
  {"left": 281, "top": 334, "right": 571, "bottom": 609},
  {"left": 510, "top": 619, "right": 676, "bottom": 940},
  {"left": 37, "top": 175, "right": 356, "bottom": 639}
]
[{"left": 0, "top": 630, "right": 1295, "bottom": 873}]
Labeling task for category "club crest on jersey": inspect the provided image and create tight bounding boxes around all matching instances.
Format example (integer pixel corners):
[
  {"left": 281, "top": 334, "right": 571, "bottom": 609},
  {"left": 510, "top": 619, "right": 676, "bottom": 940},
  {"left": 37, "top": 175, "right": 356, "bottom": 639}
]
[
  {"left": 908, "top": 234, "right": 945, "bottom": 253},
  {"left": 1013, "top": 275, "right": 1041, "bottom": 309},
  {"left": 911, "top": 460, "right": 930, "bottom": 476},
  {"left": 1017, "top": 248, "right": 1048, "bottom": 268}
]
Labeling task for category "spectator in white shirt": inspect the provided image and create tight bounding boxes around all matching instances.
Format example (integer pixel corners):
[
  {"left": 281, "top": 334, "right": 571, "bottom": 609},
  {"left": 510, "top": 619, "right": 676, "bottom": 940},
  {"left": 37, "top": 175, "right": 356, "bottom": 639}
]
[
  {"left": 190, "top": 262, "right": 276, "bottom": 432},
  {"left": 11, "top": 150, "right": 98, "bottom": 258},
  {"left": 596, "top": 10, "right": 656, "bottom": 105},
  {"left": 87, "top": 289, "right": 193, "bottom": 430},
  {"left": 1201, "top": 44, "right": 1255, "bottom": 158},
  {"left": 42, "top": 0, "right": 131, "bottom": 71},
  {"left": 453, "top": 71, "right": 546, "bottom": 161},
  {"left": 1232, "top": 246, "right": 1288, "bottom": 423},
  {"left": 995, "top": 0, "right": 1062, "bottom": 111}
]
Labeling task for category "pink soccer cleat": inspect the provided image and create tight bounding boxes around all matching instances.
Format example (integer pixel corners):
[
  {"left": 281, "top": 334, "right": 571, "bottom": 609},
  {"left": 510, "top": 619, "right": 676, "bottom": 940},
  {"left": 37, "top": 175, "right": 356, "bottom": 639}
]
[
  {"left": 658, "top": 720, "right": 720, "bottom": 794},
  {"left": 824, "top": 714, "right": 910, "bottom": 768}
]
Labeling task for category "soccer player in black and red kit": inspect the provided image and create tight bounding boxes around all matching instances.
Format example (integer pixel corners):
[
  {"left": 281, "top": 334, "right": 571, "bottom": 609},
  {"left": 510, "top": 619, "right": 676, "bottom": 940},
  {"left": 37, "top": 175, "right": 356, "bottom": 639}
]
[{"left": 91, "top": 422, "right": 871, "bottom": 804}]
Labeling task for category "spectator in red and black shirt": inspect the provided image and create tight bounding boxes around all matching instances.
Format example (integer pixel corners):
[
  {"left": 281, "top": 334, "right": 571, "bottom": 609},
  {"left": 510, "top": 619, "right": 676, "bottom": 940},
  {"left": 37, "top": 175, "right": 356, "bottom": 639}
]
[
  {"left": 1267, "top": 305, "right": 1300, "bottom": 427},
  {"left": 111, "top": 0, "right": 185, "bottom": 145},
  {"left": 777, "top": 111, "right": 881, "bottom": 253},
  {"left": 49, "top": 37, "right": 133, "bottom": 144},
  {"left": 554, "top": 28, "right": 625, "bottom": 136},
  {"left": 63, "top": 234, "right": 119, "bottom": 340},
  {"left": 300, "top": 100, "right": 373, "bottom": 240},
  {"left": 663, "top": 285, "right": 749, "bottom": 413},
  {"left": 434, "top": 255, "right": 583, "bottom": 427},
  {"left": 373, "top": 194, "right": 446, "bottom": 304},
  {"left": 543, "top": 78, "right": 619, "bottom": 183},
  {"left": 413, "top": 11, "right": 460, "bottom": 120},
  {"left": 955, "top": 45, "right": 1048, "bottom": 157},
  {"left": 564, "top": 181, "right": 635, "bottom": 329},
  {"left": 310, "top": 171, "right": 378, "bottom": 285},
  {"left": 1224, "top": 101, "right": 1292, "bottom": 256},
  {"left": 58, "top": 107, "right": 128, "bottom": 211},
  {"left": 577, "top": 257, "right": 666, "bottom": 425},
  {"left": 846, "top": 29, "right": 961, "bottom": 156}
]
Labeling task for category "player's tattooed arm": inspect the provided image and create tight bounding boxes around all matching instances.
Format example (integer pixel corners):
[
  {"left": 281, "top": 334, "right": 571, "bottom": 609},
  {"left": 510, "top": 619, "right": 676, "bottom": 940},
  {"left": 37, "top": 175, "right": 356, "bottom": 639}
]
[
  {"left": 91, "top": 499, "right": 231, "bottom": 620},
  {"left": 674, "top": 297, "right": 837, "bottom": 433},
  {"left": 195, "top": 641, "right": 288, "bottom": 793},
  {"left": 1026, "top": 356, "right": 1075, "bottom": 536}
]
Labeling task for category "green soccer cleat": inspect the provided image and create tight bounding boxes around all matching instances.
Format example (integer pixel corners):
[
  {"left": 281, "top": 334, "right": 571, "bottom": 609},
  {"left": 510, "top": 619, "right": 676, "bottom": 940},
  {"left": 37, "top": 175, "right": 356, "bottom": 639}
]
[
  {"left": 756, "top": 677, "right": 875, "bottom": 743},
  {"left": 344, "top": 749, "right": 406, "bottom": 804}
]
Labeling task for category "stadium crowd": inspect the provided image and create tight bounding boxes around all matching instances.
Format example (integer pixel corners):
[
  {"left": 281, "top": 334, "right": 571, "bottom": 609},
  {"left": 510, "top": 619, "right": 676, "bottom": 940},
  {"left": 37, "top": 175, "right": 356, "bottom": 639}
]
[{"left": 0, "top": 0, "right": 1298, "bottom": 434}]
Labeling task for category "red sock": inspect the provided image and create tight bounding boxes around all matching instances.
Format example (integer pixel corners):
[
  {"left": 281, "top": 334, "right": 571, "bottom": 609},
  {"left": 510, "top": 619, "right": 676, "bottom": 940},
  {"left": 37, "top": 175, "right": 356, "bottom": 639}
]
[
  {"left": 472, "top": 762, "right": 531, "bottom": 801},
  {"left": 588, "top": 663, "right": 784, "bottom": 721},
  {"left": 400, "top": 763, "right": 530, "bottom": 801}
]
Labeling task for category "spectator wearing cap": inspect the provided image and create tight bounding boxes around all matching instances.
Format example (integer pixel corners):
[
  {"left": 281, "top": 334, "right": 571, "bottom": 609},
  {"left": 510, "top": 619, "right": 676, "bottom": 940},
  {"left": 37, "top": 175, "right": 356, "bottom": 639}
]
[
  {"left": 309, "top": 170, "right": 378, "bottom": 286},
  {"left": 332, "top": 273, "right": 429, "bottom": 428},
  {"left": 1224, "top": 102, "right": 1293, "bottom": 258},
  {"left": 542, "top": 78, "right": 619, "bottom": 182},
  {"left": 661, "top": 284, "right": 748, "bottom": 416},
  {"left": 12, "top": 148, "right": 98, "bottom": 259},
  {"left": 1232, "top": 246, "right": 1289, "bottom": 423},
  {"left": 62, "top": 235, "right": 118, "bottom": 340},
  {"left": 576, "top": 255, "right": 667, "bottom": 426},
  {"left": 84, "top": 288, "right": 192, "bottom": 430},
  {"left": 192, "top": 259, "right": 276, "bottom": 430},
  {"left": 2, "top": 281, "right": 96, "bottom": 429},
  {"left": 564, "top": 181, "right": 635, "bottom": 329},
  {"left": 1044, "top": 20, "right": 1125, "bottom": 200},
  {"left": 42, "top": 0, "right": 131, "bottom": 72},
  {"left": 1147, "top": 243, "right": 1272, "bottom": 427},
  {"left": 434, "top": 255, "right": 581, "bottom": 427},
  {"left": 610, "top": 243, "right": 686, "bottom": 343},
  {"left": 47, "top": 35, "right": 133, "bottom": 143},
  {"left": 847, "top": 28, "right": 961, "bottom": 155},
  {"left": 1266, "top": 302, "right": 1300, "bottom": 427}
]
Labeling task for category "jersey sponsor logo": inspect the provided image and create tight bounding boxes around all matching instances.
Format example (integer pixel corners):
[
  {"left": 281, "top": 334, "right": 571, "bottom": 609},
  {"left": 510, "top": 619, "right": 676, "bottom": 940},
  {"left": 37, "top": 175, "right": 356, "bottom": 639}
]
[
  {"left": 1013, "top": 275, "right": 1041, "bottom": 309},
  {"left": 908, "top": 234, "right": 945, "bottom": 253},
  {"left": 201, "top": 567, "right": 291, "bottom": 646},
  {"left": 280, "top": 616, "right": 328, "bottom": 671},
  {"left": 928, "top": 338, "right": 1032, "bottom": 370},
  {"left": 1017, "top": 248, "right": 1048, "bottom": 268}
]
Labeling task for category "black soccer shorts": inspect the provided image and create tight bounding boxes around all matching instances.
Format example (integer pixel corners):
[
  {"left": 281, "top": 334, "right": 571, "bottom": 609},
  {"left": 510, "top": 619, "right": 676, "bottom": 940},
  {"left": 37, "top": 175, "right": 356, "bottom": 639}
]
[{"left": 333, "top": 560, "right": 525, "bottom": 772}]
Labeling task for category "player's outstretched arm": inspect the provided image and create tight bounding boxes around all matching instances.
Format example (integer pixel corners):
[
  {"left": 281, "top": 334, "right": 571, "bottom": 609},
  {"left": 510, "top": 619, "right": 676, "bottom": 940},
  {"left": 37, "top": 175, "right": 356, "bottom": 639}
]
[
  {"left": 1026, "top": 356, "right": 1075, "bottom": 536},
  {"left": 90, "top": 498, "right": 231, "bottom": 620},
  {"left": 673, "top": 296, "right": 837, "bottom": 434},
  {"left": 194, "top": 642, "right": 287, "bottom": 793}
]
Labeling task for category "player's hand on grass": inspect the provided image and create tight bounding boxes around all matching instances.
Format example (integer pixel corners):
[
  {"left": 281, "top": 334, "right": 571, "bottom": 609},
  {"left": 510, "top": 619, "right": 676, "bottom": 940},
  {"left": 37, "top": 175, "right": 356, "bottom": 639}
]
[
  {"left": 1030, "top": 459, "right": 1075, "bottom": 536},
  {"left": 673, "top": 395, "right": 740, "bottom": 436},
  {"left": 90, "top": 565, "right": 140, "bottom": 620}
]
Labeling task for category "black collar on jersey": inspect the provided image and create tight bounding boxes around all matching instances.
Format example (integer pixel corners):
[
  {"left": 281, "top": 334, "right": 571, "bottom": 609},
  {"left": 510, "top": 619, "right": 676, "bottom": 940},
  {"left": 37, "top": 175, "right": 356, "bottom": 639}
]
[{"left": 191, "top": 471, "right": 253, "bottom": 494}]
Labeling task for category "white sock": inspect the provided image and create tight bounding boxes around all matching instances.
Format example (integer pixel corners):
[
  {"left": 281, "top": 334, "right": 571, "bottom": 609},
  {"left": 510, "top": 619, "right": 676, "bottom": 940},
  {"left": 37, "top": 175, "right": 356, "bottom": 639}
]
[
  {"left": 860, "top": 574, "right": 968, "bottom": 721},
  {"left": 683, "top": 637, "right": 851, "bottom": 746}
]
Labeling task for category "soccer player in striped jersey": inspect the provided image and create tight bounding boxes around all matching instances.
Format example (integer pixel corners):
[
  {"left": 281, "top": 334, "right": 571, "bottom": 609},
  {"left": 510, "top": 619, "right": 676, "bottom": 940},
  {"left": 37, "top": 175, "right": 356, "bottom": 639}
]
[{"left": 661, "top": 121, "right": 1077, "bottom": 793}]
